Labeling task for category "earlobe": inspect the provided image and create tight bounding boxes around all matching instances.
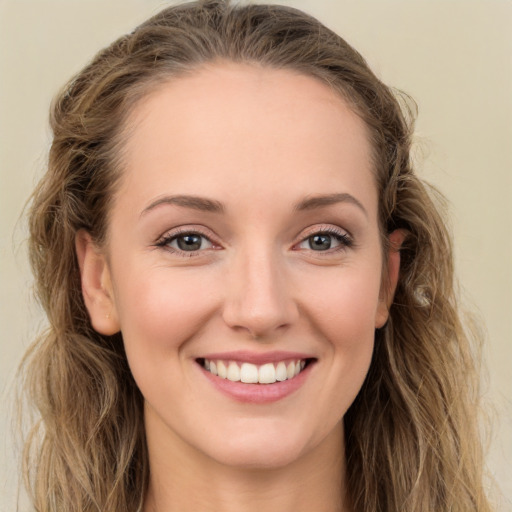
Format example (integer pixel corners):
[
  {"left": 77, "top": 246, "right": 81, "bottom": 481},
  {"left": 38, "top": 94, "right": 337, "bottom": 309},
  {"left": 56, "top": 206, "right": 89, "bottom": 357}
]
[
  {"left": 375, "top": 229, "right": 407, "bottom": 328},
  {"left": 75, "top": 230, "right": 120, "bottom": 335}
]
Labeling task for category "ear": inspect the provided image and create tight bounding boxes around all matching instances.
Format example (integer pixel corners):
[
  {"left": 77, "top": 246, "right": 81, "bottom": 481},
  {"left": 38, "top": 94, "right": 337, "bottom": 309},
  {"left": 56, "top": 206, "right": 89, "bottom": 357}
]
[
  {"left": 375, "top": 229, "right": 407, "bottom": 328},
  {"left": 75, "top": 230, "right": 120, "bottom": 335}
]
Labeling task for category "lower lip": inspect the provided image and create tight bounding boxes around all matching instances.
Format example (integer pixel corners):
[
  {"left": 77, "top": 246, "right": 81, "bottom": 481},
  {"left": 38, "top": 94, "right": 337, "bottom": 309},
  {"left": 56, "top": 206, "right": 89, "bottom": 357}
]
[{"left": 197, "top": 361, "right": 315, "bottom": 404}]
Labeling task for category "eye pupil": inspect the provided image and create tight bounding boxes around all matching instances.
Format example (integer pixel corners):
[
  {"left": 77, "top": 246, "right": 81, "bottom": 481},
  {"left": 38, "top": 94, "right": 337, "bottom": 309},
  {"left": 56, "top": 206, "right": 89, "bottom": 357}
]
[
  {"left": 309, "top": 234, "right": 332, "bottom": 251},
  {"left": 177, "top": 234, "right": 202, "bottom": 251}
]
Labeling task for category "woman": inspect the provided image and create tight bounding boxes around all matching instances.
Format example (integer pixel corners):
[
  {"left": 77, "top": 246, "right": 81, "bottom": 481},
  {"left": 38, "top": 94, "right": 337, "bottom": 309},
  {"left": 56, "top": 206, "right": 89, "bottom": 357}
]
[{"left": 21, "top": 0, "right": 492, "bottom": 510}]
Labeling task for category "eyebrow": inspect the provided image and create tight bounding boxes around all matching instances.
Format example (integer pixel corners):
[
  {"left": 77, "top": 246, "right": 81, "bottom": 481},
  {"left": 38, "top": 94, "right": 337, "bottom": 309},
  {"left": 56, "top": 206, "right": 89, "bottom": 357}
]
[
  {"left": 294, "top": 193, "right": 368, "bottom": 217},
  {"left": 141, "top": 195, "right": 225, "bottom": 216},
  {"left": 140, "top": 192, "right": 367, "bottom": 217}
]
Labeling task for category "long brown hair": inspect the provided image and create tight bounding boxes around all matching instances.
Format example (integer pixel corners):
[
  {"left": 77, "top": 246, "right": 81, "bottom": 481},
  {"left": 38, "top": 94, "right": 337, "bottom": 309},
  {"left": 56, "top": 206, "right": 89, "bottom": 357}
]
[{"left": 22, "top": 1, "right": 491, "bottom": 510}]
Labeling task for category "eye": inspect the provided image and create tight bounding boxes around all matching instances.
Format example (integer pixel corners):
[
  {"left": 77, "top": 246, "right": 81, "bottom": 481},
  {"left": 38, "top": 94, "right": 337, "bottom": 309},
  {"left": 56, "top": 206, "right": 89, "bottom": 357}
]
[
  {"left": 296, "top": 229, "right": 352, "bottom": 252},
  {"left": 157, "top": 231, "right": 214, "bottom": 253}
]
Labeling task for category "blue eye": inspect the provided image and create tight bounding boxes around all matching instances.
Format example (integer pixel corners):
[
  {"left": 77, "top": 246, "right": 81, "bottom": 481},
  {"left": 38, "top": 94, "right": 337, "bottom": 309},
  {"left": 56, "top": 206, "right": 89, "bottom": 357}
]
[
  {"left": 308, "top": 234, "right": 334, "bottom": 251},
  {"left": 297, "top": 230, "right": 352, "bottom": 251},
  {"left": 158, "top": 232, "right": 213, "bottom": 252}
]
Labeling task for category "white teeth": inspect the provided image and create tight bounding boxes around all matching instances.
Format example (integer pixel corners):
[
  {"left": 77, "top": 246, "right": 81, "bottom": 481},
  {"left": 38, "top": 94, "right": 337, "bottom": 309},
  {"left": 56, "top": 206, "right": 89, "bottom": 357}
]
[
  {"left": 217, "top": 360, "right": 227, "bottom": 379},
  {"left": 258, "top": 363, "right": 276, "bottom": 384},
  {"left": 275, "top": 362, "right": 287, "bottom": 381},
  {"left": 203, "top": 358, "right": 310, "bottom": 384},
  {"left": 227, "top": 362, "right": 241, "bottom": 382},
  {"left": 286, "top": 361, "right": 295, "bottom": 379},
  {"left": 240, "top": 363, "right": 259, "bottom": 383}
]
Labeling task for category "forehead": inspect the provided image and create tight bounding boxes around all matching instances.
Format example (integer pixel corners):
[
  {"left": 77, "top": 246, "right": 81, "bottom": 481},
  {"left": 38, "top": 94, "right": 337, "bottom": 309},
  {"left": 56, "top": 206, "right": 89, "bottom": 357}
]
[{"left": 115, "top": 62, "right": 376, "bottom": 218}]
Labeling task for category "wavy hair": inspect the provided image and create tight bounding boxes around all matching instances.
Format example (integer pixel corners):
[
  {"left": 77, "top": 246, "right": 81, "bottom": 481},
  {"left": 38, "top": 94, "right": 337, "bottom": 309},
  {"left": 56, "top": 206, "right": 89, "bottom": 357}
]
[{"left": 21, "top": 1, "right": 491, "bottom": 510}]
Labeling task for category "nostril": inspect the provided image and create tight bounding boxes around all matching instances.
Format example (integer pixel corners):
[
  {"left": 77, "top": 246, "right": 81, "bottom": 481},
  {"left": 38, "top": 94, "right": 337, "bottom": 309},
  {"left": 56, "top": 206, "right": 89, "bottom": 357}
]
[{"left": 221, "top": 273, "right": 299, "bottom": 337}]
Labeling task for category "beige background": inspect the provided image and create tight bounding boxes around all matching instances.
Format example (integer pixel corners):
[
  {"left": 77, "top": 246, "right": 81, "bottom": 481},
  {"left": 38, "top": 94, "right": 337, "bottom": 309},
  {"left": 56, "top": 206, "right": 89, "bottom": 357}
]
[{"left": 1, "top": 0, "right": 510, "bottom": 510}]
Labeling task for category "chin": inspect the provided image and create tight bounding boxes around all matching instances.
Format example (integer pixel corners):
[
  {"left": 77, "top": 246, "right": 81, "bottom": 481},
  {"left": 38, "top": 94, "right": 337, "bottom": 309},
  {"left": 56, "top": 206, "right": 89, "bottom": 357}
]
[{"left": 202, "top": 423, "right": 312, "bottom": 470}]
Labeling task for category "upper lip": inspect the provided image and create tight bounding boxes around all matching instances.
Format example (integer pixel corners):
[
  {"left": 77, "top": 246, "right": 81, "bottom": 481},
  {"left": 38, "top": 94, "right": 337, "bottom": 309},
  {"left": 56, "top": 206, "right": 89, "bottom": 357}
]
[{"left": 197, "top": 350, "right": 315, "bottom": 365}]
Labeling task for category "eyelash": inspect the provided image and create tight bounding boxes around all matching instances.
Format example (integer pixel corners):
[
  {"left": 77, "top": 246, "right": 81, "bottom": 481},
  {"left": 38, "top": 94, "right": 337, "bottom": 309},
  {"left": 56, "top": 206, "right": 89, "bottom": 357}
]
[
  {"left": 296, "top": 226, "right": 353, "bottom": 253},
  {"left": 155, "top": 227, "right": 218, "bottom": 257},
  {"left": 154, "top": 225, "right": 353, "bottom": 257}
]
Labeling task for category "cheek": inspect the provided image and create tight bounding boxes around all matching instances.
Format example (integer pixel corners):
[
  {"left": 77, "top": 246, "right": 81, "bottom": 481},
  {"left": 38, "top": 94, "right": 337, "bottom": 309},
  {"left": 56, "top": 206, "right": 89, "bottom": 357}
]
[
  {"left": 298, "top": 264, "right": 381, "bottom": 407},
  {"left": 112, "top": 265, "right": 219, "bottom": 374},
  {"left": 301, "top": 262, "right": 382, "bottom": 342}
]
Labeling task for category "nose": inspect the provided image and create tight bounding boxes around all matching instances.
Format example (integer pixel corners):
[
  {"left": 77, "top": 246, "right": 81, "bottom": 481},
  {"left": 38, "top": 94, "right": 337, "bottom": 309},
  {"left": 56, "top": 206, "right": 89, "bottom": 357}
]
[{"left": 221, "top": 247, "right": 299, "bottom": 339}]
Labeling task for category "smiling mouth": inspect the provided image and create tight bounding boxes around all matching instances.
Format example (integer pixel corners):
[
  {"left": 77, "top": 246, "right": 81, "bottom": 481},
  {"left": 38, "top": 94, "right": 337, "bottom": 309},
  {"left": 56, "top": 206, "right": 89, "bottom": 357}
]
[{"left": 196, "top": 358, "right": 315, "bottom": 385}]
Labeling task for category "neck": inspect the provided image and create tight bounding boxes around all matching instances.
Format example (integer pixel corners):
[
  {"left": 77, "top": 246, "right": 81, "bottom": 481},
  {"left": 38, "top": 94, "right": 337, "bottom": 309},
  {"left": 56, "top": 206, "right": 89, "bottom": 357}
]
[{"left": 143, "top": 415, "right": 350, "bottom": 512}]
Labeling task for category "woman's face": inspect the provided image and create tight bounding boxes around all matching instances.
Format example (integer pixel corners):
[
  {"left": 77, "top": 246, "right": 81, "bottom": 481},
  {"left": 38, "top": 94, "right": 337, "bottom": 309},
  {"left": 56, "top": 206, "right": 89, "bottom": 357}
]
[{"left": 80, "top": 63, "right": 398, "bottom": 469}]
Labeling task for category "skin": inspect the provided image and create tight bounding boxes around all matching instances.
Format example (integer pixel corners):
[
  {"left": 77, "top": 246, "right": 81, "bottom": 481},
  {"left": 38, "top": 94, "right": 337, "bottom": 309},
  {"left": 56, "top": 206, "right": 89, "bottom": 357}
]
[{"left": 77, "top": 63, "right": 402, "bottom": 512}]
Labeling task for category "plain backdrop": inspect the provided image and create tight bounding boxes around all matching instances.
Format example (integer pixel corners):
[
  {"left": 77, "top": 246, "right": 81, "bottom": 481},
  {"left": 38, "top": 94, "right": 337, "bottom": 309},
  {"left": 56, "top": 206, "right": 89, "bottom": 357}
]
[{"left": 1, "top": 0, "right": 511, "bottom": 510}]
